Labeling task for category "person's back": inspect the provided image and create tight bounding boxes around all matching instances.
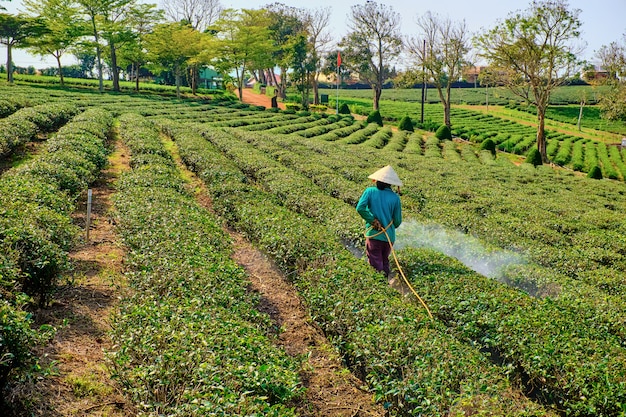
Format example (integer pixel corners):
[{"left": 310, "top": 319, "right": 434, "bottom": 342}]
[
  {"left": 356, "top": 184, "right": 402, "bottom": 243},
  {"left": 356, "top": 165, "right": 403, "bottom": 278}
]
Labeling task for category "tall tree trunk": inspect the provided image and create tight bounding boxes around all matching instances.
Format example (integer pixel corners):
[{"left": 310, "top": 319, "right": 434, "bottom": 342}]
[
  {"left": 312, "top": 72, "right": 319, "bottom": 105},
  {"left": 91, "top": 16, "right": 104, "bottom": 93},
  {"left": 373, "top": 85, "right": 381, "bottom": 111},
  {"left": 577, "top": 99, "right": 585, "bottom": 131},
  {"left": 7, "top": 44, "right": 13, "bottom": 83},
  {"left": 135, "top": 63, "right": 140, "bottom": 92},
  {"left": 435, "top": 84, "right": 450, "bottom": 126},
  {"left": 269, "top": 70, "right": 281, "bottom": 96},
  {"left": 444, "top": 85, "right": 452, "bottom": 127},
  {"left": 537, "top": 108, "right": 548, "bottom": 163},
  {"left": 279, "top": 66, "right": 288, "bottom": 99},
  {"left": 236, "top": 66, "right": 244, "bottom": 101},
  {"left": 55, "top": 55, "right": 64, "bottom": 86},
  {"left": 175, "top": 63, "right": 181, "bottom": 98},
  {"left": 110, "top": 43, "right": 120, "bottom": 92},
  {"left": 191, "top": 65, "right": 198, "bottom": 94}
]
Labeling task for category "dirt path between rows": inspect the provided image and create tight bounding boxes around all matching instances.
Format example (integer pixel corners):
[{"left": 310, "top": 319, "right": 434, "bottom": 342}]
[
  {"left": 240, "top": 87, "right": 286, "bottom": 110},
  {"left": 167, "top": 138, "right": 384, "bottom": 417},
  {"left": 7, "top": 138, "right": 132, "bottom": 417}
]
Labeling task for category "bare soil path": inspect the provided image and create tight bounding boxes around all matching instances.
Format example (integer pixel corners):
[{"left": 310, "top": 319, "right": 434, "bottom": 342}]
[
  {"left": 166, "top": 137, "right": 384, "bottom": 417},
  {"left": 8, "top": 138, "right": 132, "bottom": 417},
  {"left": 240, "top": 87, "right": 286, "bottom": 110}
]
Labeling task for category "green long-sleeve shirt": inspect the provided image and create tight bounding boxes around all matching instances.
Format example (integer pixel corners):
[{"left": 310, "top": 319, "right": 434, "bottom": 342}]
[{"left": 356, "top": 186, "right": 402, "bottom": 243}]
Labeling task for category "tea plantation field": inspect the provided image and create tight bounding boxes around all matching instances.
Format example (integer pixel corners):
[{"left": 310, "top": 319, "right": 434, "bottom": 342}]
[{"left": 1, "top": 83, "right": 626, "bottom": 416}]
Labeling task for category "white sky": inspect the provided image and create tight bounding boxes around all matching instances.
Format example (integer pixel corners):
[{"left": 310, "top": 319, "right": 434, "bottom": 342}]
[{"left": 2, "top": 0, "right": 625, "bottom": 68}]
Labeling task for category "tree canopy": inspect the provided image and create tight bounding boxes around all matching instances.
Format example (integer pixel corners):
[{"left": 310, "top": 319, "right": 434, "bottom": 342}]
[
  {"left": 23, "top": 0, "right": 83, "bottom": 86},
  {"left": 408, "top": 11, "right": 471, "bottom": 127},
  {"left": 476, "top": 0, "right": 584, "bottom": 163},
  {"left": 339, "top": 1, "right": 402, "bottom": 111},
  {"left": 145, "top": 21, "right": 206, "bottom": 97},
  {"left": 596, "top": 33, "right": 626, "bottom": 121},
  {"left": 210, "top": 8, "right": 274, "bottom": 101},
  {"left": 0, "top": 13, "right": 48, "bottom": 82}
]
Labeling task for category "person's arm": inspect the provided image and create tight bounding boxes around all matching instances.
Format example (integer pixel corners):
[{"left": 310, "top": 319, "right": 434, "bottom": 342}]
[
  {"left": 356, "top": 189, "right": 375, "bottom": 223},
  {"left": 392, "top": 197, "right": 402, "bottom": 228}
]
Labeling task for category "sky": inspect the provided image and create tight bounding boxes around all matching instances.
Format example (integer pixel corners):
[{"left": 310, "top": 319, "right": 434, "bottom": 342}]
[{"left": 2, "top": 0, "right": 625, "bottom": 69}]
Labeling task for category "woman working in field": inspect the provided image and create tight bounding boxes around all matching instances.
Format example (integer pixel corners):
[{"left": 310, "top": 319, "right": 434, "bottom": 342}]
[{"left": 356, "top": 165, "right": 403, "bottom": 279}]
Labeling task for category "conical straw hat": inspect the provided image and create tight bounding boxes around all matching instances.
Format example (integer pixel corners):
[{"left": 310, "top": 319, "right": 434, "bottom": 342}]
[{"left": 368, "top": 165, "right": 403, "bottom": 186}]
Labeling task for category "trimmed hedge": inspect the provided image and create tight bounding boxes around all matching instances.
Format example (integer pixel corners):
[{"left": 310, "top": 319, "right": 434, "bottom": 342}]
[
  {"left": 110, "top": 114, "right": 303, "bottom": 416},
  {"left": 435, "top": 124, "right": 452, "bottom": 140},
  {"left": 0, "top": 103, "right": 79, "bottom": 157},
  {"left": 0, "top": 108, "right": 112, "bottom": 396}
]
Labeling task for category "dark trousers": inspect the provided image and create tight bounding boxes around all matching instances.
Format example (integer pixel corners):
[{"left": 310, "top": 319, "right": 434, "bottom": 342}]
[{"left": 366, "top": 238, "right": 391, "bottom": 276}]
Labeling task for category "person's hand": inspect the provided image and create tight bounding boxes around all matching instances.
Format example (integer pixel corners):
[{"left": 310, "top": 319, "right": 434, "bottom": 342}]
[{"left": 372, "top": 219, "right": 382, "bottom": 231}]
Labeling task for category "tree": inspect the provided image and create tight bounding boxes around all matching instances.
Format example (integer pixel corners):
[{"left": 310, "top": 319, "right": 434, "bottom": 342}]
[
  {"left": 596, "top": 35, "right": 626, "bottom": 81},
  {"left": 100, "top": 0, "right": 138, "bottom": 92},
  {"left": 75, "top": 0, "right": 109, "bottom": 92},
  {"left": 476, "top": 0, "right": 583, "bottom": 163},
  {"left": 210, "top": 8, "right": 274, "bottom": 101},
  {"left": 290, "top": 33, "right": 315, "bottom": 108},
  {"left": 105, "top": 3, "right": 163, "bottom": 91},
  {"left": 160, "top": 0, "right": 222, "bottom": 32},
  {"left": 74, "top": 49, "right": 96, "bottom": 78},
  {"left": 114, "top": 3, "right": 163, "bottom": 91},
  {"left": 145, "top": 22, "right": 206, "bottom": 98},
  {"left": 477, "top": 66, "right": 502, "bottom": 112},
  {"left": 23, "top": 0, "right": 83, "bottom": 86},
  {"left": 0, "top": 13, "right": 48, "bottom": 82},
  {"left": 339, "top": 1, "right": 402, "bottom": 111},
  {"left": 304, "top": 7, "right": 332, "bottom": 105},
  {"left": 161, "top": 0, "right": 222, "bottom": 94},
  {"left": 596, "top": 33, "right": 626, "bottom": 121},
  {"left": 408, "top": 11, "right": 470, "bottom": 127},
  {"left": 263, "top": 3, "right": 307, "bottom": 100},
  {"left": 393, "top": 69, "right": 422, "bottom": 89}
]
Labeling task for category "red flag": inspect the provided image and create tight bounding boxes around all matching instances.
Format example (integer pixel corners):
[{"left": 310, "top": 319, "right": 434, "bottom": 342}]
[{"left": 337, "top": 51, "right": 342, "bottom": 67}]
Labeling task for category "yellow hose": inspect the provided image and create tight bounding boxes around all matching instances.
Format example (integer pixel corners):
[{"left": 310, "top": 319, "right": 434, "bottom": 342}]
[{"left": 366, "top": 223, "right": 434, "bottom": 320}]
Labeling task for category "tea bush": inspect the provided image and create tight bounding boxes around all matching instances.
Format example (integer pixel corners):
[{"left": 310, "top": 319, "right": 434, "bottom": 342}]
[
  {"left": 435, "top": 124, "right": 451, "bottom": 140},
  {"left": 479, "top": 138, "right": 496, "bottom": 155},
  {"left": 526, "top": 147, "right": 543, "bottom": 166},
  {"left": 0, "top": 103, "right": 78, "bottom": 157},
  {"left": 0, "top": 107, "right": 111, "bottom": 398},
  {"left": 338, "top": 102, "right": 351, "bottom": 114},
  {"left": 587, "top": 165, "right": 603, "bottom": 179},
  {"left": 398, "top": 115, "right": 414, "bottom": 132},
  {"left": 0, "top": 297, "right": 54, "bottom": 394},
  {"left": 111, "top": 114, "right": 303, "bottom": 416},
  {"left": 366, "top": 110, "right": 383, "bottom": 126},
  {"left": 2, "top": 108, "right": 112, "bottom": 306}
]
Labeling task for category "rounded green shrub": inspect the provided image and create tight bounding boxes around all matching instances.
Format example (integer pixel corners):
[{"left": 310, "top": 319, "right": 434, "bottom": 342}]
[
  {"left": 398, "top": 115, "right": 414, "bottom": 132},
  {"left": 435, "top": 124, "right": 452, "bottom": 140},
  {"left": 587, "top": 165, "right": 603, "bottom": 179},
  {"left": 338, "top": 103, "right": 351, "bottom": 114},
  {"left": 526, "top": 147, "right": 543, "bottom": 166},
  {"left": 0, "top": 299, "right": 40, "bottom": 391},
  {"left": 366, "top": 110, "right": 383, "bottom": 126},
  {"left": 480, "top": 138, "right": 496, "bottom": 155}
]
